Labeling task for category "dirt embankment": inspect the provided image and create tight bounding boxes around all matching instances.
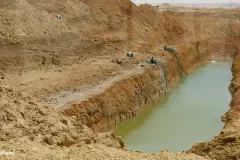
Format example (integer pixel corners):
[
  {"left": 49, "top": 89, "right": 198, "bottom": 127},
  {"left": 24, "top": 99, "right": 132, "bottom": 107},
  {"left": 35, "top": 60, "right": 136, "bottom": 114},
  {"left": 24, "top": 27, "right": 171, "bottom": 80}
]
[{"left": 64, "top": 67, "right": 170, "bottom": 131}]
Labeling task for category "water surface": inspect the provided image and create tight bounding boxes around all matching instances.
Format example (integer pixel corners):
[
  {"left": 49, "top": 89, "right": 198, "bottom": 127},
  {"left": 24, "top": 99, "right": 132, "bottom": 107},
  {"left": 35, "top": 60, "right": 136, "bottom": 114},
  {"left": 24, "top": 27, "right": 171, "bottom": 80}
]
[{"left": 115, "top": 62, "right": 232, "bottom": 153}]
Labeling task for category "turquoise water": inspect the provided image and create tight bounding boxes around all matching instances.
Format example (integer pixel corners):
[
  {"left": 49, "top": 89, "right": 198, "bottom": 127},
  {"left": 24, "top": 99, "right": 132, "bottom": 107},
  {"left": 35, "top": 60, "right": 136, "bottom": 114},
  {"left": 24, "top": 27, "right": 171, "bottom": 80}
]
[{"left": 115, "top": 62, "right": 232, "bottom": 153}]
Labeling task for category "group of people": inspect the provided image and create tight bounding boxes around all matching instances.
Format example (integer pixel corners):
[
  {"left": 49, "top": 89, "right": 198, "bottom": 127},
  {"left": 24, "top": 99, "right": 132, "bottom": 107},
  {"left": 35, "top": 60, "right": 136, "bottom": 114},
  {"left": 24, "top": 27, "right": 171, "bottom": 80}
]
[
  {"left": 127, "top": 46, "right": 174, "bottom": 65},
  {"left": 149, "top": 46, "right": 175, "bottom": 64}
]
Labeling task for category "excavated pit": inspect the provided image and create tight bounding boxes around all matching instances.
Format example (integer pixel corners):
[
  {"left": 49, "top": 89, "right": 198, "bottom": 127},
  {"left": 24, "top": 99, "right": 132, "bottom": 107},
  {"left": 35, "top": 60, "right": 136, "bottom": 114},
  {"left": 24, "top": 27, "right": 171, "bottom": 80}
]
[
  {"left": 60, "top": 39, "right": 239, "bottom": 159},
  {"left": 0, "top": 0, "right": 240, "bottom": 159},
  {"left": 63, "top": 39, "right": 238, "bottom": 132}
]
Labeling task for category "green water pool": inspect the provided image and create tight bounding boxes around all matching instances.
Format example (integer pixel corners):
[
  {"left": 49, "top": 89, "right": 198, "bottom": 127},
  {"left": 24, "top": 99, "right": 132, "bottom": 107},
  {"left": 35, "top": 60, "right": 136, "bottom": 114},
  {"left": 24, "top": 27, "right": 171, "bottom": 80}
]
[{"left": 115, "top": 62, "right": 232, "bottom": 153}]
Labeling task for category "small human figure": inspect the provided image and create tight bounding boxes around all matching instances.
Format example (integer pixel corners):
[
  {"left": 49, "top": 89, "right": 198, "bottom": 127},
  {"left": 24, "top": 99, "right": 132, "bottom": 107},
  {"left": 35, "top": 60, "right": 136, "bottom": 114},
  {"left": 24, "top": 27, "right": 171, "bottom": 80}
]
[{"left": 150, "top": 57, "right": 155, "bottom": 64}]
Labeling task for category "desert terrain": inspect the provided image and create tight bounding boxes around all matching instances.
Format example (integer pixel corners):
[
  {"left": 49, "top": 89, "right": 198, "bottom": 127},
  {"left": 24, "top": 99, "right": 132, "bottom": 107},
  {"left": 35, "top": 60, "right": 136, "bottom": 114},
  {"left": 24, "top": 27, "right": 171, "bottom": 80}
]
[{"left": 1, "top": 1, "right": 240, "bottom": 159}]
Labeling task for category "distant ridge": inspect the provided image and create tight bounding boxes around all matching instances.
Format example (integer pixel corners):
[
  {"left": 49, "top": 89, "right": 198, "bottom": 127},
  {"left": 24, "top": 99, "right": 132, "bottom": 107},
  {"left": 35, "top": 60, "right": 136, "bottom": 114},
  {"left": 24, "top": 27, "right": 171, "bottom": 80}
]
[{"left": 155, "top": 3, "right": 240, "bottom": 8}]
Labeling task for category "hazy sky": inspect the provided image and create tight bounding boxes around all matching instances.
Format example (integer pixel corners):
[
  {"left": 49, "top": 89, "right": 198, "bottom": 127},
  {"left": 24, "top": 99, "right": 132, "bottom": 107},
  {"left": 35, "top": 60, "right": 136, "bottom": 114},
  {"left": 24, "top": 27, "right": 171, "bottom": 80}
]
[{"left": 132, "top": 0, "right": 239, "bottom": 4}]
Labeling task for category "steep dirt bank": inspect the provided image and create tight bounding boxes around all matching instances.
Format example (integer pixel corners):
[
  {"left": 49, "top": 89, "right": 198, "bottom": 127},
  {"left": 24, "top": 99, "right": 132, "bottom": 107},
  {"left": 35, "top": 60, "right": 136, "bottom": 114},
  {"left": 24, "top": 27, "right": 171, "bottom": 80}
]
[
  {"left": 188, "top": 52, "right": 240, "bottom": 160},
  {"left": 64, "top": 66, "right": 172, "bottom": 131}
]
